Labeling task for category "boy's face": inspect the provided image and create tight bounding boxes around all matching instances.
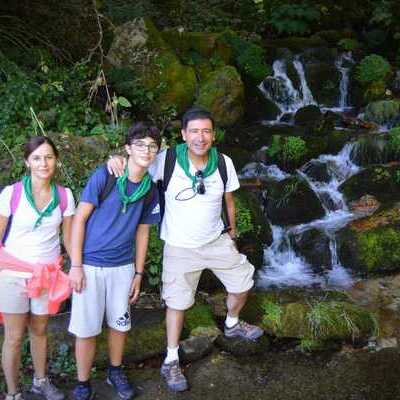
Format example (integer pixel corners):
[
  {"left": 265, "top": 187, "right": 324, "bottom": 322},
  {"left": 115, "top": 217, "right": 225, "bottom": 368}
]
[{"left": 125, "top": 136, "right": 159, "bottom": 168}]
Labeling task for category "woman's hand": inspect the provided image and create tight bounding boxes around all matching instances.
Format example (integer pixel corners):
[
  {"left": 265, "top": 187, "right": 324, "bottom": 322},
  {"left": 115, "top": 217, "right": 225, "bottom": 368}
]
[
  {"left": 69, "top": 266, "right": 86, "bottom": 293},
  {"left": 107, "top": 155, "right": 126, "bottom": 177},
  {"left": 129, "top": 274, "right": 142, "bottom": 304}
]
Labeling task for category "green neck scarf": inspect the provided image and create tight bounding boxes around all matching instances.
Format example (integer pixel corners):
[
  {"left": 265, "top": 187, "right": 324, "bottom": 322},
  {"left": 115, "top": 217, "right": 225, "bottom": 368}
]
[
  {"left": 22, "top": 175, "right": 59, "bottom": 229},
  {"left": 117, "top": 169, "right": 152, "bottom": 213},
  {"left": 176, "top": 143, "right": 218, "bottom": 188}
]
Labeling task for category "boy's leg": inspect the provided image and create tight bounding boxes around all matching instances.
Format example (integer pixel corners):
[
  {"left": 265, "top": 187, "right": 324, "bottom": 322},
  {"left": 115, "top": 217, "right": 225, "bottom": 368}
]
[
  {"left": 108, "top": 328, "right": 127, "bottom": 366},
  {"left": 75, "top": 337, "right": 96, "bottom": 381}
]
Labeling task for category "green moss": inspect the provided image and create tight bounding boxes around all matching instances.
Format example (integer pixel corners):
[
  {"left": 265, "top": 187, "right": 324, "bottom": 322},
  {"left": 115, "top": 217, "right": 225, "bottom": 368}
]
[
  {"left": 364, "top": 100, "right": 400, "bottom": 125},
  {"left": 184, "top": 304, "right": 217, "bottom": 337},
  {"left": 358, "top": 227, "right": 400, "bottom": 273}
]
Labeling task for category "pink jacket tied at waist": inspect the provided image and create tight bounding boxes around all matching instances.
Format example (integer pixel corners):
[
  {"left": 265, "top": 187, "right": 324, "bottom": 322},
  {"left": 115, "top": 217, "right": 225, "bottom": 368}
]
[{"left": 0, "top": 246, "right": 71, "bottom": 323}]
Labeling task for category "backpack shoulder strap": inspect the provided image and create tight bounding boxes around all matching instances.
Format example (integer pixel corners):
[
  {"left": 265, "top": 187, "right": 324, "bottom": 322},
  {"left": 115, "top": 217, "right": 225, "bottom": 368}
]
[
  {"left": 99, "top": 165, "right": 117, "bottom": 205},
  {"left": 56, "top": 185, "right": 68, "bottom": 215},
  {"left": 217, "top": 152, "right": 228, "bottom": 191},
  {"left": 163, "top": 147, "right": 177, "bottom": 190},
  {"left": 10, "top": 181, "right": 23, "bottom": 215},
  {"left": 143, "top": 181, "right": 157, "bottom": 207}
]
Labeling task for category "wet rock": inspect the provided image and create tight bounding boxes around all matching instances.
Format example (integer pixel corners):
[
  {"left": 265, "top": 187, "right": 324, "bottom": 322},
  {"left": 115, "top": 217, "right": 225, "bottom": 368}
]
[
  {"left": 290, "top": 229, "right": 332, "bottom": 272},
  {"left": 349, "top": 135, "right": 389, "bottom": 166},
  {"left": 301, "top": 160, "right": 331, "bottom": 183},
  {"left": 215, "top": 334, "right": 270, "bottom": 357},
  {"left": 390, "top": 70, "right": 400, "bottom": 97},
  {"left": 264, "top": 176, "right": 325, "bottom": 226},
  {"left": 348, "top": 195, "right": 380, "bottom": 218},
  {"left": 195, "top": 65, "right": 244, "bottom": 127},
  {"left": 294, "top": 105, "right": 322, "bottom": 127}
]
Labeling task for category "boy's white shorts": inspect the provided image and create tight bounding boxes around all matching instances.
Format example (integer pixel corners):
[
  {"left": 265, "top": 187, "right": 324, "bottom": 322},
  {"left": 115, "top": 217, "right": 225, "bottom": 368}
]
[{"left": 68, "top": 264, "right": 135, "bottom": 338}]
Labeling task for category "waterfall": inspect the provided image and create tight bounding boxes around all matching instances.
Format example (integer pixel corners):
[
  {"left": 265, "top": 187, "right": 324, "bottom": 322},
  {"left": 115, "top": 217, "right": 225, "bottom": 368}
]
[
  {"left": 255, "top": 143, "right": 360, "bottom": 289},
  {"left": 293, "top": 57, "right": 316, "bottom": 107},
  {"left": 334, "top": 51, "right": 354, "bottom": 110}
]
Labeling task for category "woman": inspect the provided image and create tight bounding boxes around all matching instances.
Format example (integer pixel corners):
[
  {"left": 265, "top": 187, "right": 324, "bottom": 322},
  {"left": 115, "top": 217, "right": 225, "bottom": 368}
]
[{"left": 0, "top": 136, "right": 75, "bottom": 400}]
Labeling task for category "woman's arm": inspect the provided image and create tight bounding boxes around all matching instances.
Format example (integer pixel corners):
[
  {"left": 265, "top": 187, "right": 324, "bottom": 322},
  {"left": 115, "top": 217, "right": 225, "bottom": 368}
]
[
  {"left": 0, "top": 215, "right": 9, "bottom": 245},
  {"left": 61, "top": 216, "right": 73, "bottom": 256}
]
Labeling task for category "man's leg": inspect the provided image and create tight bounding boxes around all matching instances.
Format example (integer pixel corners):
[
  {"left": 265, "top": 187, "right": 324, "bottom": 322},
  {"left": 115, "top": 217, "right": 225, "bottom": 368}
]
[
  {"left": 165, "top": 307, "right": 185, "bottom": 363},
  {"left": 2, "top": 313, "right": 28, "bottom": 395},
  {"left": 226, "top": 290, "right": 249, "bottom": 320}
]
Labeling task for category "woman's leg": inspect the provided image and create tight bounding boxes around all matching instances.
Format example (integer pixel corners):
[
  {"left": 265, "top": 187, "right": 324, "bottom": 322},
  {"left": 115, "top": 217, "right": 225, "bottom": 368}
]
[
  {"left": 1, "top": 313, "right": 28, "bottom": 394},
  {"left": 29, "top": 314, "right": 49, "bottom": 379}
]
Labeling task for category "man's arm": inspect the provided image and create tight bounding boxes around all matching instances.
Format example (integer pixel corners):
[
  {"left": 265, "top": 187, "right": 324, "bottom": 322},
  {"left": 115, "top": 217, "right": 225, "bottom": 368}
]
[
  {"left": 107, "top": 155, "right": 126, "bottom": 177},
  {"left": 129, "top": 223, "right": 151, "bottom": 304},
  {"left": 68, "top": 202, "right": 95, "bottom": 293},
  {"left": 224, "top": 191, "right": 237, "bottom": 239}
]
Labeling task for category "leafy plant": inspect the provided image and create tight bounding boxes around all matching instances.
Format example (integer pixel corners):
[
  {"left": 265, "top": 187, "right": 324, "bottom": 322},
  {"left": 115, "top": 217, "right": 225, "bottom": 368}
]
[
  {"left": 282, "top": 136, "right": 307, "bottom": 164},
  {"left": 338, "top": 38, "right": 360, "bottom": 51},
  {"left": 355, "top": 54, "right": 391, "bottom": 85},
  {"left": 268, "top": 2, "right": 321, "bottom": 36},
  {"left": 146, "top": 225, "right": 163, "bottom": 287}
]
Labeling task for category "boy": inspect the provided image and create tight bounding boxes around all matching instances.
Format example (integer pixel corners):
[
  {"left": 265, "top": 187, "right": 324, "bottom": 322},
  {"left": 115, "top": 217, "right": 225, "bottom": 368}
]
[{"left": 68, "top": 122, "right": 161, "bottom": 400}]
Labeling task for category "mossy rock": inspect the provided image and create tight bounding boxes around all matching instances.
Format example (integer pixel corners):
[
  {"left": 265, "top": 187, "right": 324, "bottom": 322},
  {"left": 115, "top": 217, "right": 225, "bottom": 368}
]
[
  {"left": 363, "top": 100, "right": 400, "bottom": 126},
  {"left": 311, "top": 30, "right": 354, "bottom": 45},
  {"left": 235, "top": 189, "right": 273, "bottom": 268},
  {"left": 294, "top": 105, "right": 322, "bottom": 127},
  {"left": 337, "top": 222, "right": 400, "bottom": 274},
  {"left": 106, "top": 18, "right": 196, "bottom": 115},
  {"left": 265, "top": 37, "right": 328, "bottom": 54},
  {"left": 196, "top": 65, "right": 244, "bottom": 127},
  {"left": 264, "top": 176, "right": 325, "bottom": 226},
  {"left": 339, "top": 164, "right": 400, "bottom": 205},
  {"left": 183, "top": 304, "right": 217, "bottom": 338},
  {"left": 349, "top": 135, "right": 390, "bottom": 167}
]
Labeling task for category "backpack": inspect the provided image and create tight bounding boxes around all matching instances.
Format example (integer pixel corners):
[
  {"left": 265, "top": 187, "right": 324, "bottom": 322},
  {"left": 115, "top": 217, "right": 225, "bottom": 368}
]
[
  {"left": 2, "top": 181, "right": 68, "bottom": 243},
  {"left": 98, "top": 165, "right": 157, "bottom": 209},
  {"left": 157, "top": 147, "right": 230, "bottom": 232}
]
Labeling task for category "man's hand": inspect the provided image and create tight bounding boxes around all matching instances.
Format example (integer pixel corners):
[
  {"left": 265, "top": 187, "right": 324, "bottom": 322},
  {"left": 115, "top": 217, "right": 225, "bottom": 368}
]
[
  {"left": 129, "top": 275, "right": 142, "bottom": 304},
  {"left": 107, "top": 155, "right": 126, "bottom": 177},
  {"left": 69, "top": 267, "right": 86, "bottom": 293}
]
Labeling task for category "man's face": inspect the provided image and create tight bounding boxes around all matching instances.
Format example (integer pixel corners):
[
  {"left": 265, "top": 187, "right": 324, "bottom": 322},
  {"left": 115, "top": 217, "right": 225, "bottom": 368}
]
[
  {"left": 181, "top": 118, "right": 215, "bottom": 158},
  {"left": 125, "top": 136, "right": 159, "bottom": 168}
]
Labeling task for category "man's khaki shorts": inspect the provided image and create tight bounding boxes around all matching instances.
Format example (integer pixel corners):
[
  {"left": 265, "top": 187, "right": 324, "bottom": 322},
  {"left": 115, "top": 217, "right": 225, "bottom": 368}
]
[{"left": 162, "top": 233, "right": 255, "bottom": 310}]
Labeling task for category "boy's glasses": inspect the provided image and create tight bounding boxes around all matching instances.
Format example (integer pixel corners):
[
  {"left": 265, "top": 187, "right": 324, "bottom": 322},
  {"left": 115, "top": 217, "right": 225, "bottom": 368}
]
[
  {"left": 131, "top": 141, "right": 159, "bottom": 153},
  {"left": 175, "top": 170, "right": 206, "bottom": 201}
]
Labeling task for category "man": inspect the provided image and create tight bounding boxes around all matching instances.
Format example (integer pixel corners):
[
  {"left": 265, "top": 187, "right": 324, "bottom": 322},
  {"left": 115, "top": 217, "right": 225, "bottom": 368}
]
[
  {"left": 108, "top": 108, "right": 262, "bottom": 392},
  {"left": 69, "top": 122, "right": 161, "bottom": 400}
]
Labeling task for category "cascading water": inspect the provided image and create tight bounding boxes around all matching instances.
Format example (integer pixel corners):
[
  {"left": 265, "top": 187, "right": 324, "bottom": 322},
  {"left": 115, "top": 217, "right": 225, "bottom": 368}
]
[
  {"left": 293, "top": 57, "right": 316, "bottom": 107},
  {"left": 332, "top": 51, "right": 354, "bottom": 111},
  {"left": 252, "top": 143, "right": 361, "bottom": 288}
]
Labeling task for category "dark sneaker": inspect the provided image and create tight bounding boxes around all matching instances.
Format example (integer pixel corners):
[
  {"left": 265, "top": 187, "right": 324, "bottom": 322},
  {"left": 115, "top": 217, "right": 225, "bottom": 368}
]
[
  {"left": 106, "top": 367, "right": 135, "bottom": 400},
  {"left": 72, "top": 383, "right": 94, "bottom": 400},
  {"left": 160, "top": 360, "right": 188, "bottom": 392},
  {"left": 224, "top": 320, "right": 264, "bottom": 341},
  {"left": 31, "top": 377, "right": 64, "bottom": 400}
]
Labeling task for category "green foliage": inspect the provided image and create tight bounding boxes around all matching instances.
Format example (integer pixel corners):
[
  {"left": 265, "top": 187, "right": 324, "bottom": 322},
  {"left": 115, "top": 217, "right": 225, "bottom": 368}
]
[
  {"left": 388, "top": 126, "right": 400, "bottom": 158},
  {"left": 338, "top": 38, "right": 360, "bottom": 51},
  {"left": 261, "top": 301, "right": 283, "bottom": 332},
  {"left": 49, "top": 343, "right": 77, "bottom": 376},
  {"left": 146, "top": 225, "right": 163, "bottom": 287},
  {"left": 184, "top": 304, "right": 216, "bottom": 334},
  {"left": 355, "top": 55, "right": 391, "bottom": 85},
  {"left": 268, "top": 2, "right": 321, "bottom": 36},
  {"left": 234, "top": 195, "right": 258, "bottom": 238},
  {"left": 220, "top": 32, "right": 271, "bottom": 83},
  {"left": 282, "top": 136, "right": 307, "bottom": 164},
  {"left": 364, "top": 100, "right": 400, "bottom": 125}
]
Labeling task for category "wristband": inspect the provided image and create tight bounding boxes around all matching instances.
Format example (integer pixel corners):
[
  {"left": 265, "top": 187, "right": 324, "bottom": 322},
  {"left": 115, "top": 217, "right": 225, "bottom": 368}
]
[
  {"left": 135, "top": 271, "right": 144, "bottom": 276},
  {"left": 71, "top": 265, "right": 83, "bottom": 269}
]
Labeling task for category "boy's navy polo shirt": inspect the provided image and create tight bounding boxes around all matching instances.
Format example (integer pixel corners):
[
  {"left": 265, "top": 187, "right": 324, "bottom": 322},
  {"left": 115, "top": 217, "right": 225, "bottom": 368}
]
[{"left": 80, "top": 166, "right": 160, "bottom": 267}]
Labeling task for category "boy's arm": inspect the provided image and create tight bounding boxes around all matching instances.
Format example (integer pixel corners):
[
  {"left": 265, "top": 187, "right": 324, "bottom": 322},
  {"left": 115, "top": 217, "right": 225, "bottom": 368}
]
[
  {"left": 224, "top": 191, "right": 237, "bottom": 240},
  {"left": 68, "top": 202, "right": 95, "bottom": 293},
  {"left": 129, "top": 223, "right": 150, "bottom": 304}
]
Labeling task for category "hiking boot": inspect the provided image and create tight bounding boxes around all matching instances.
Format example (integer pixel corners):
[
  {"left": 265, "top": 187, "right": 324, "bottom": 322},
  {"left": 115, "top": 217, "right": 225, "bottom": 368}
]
[
  {"left": 160, "top": 360, "right": 188, "bottom": 392},
  {"left": 106, "top": 367, "right": 135, "bottom": 400},
  {"left": 224, "top": 320, "right": 264, "bottom": 341},
  {"left": 31, "top": 377, "right": 64, "bottom": 400},
  {"left": 5, "top": 393, "right": 24, "bottom": 400},
  {"left": 72, "top": 383, "right": 94, "bottom": 400}
]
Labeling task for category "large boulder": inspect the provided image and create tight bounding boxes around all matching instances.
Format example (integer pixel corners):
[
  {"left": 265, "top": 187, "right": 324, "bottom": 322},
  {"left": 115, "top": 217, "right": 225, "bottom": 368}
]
[
  {"left": 264, "top": 176, "right": 325, "bottom": 226},
  {"left": 196, "top": 66, "right": 244, "bottom": 127},
  {"left": 337, "top": 204, "right": 400, "bottom": 274},
  {"left": 363, "top": 100, "right": 400, "bottom": 126},
  {"left": 106, "top": 18, "right": 196, "bottom": 116},
  {"left": 294, "top": 105, "right": 322, "bottom": 127},
  {"left": 339, "top": 164, "right": 400, "bottom": 205}
]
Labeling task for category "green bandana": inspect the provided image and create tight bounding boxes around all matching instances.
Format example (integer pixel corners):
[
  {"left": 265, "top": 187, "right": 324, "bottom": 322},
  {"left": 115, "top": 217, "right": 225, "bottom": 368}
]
[
  {"left": 175, "top": 143, "right": 218, "bottom": 188},
  {"left": 117, "top": 169, "right": 152, "bottom": 213},
  {"left": 22, "top": 175, "right": 59, "bottom": 229}
]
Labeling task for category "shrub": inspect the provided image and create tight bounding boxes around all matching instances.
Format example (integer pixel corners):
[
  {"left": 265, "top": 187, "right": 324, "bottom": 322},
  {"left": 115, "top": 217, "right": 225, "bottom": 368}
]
[
  {"left": 282, "top": 136, "right": 307, "bottom": 164},
  {"left": 388, "top": 126, "right": 400, "bottom": 158},
  {"left": 355, "top": 54, "right": 391, "bottom": 85},
  {"left": 338, "top": 38, "right": 360, "bottom": 51}
]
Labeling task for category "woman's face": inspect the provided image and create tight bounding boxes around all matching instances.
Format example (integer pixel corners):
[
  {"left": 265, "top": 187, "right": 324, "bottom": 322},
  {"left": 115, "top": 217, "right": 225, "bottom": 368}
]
[{"left": 25, "top": 143, "right": 57, "bottom": 181}]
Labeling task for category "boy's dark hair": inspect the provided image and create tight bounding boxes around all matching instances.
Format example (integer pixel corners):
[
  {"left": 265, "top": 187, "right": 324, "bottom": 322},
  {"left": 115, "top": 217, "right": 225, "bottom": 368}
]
[
  {"left": 181, "top": 107, "right": 214, "bottom": 130},
  {"left": 24, "top": 136, "right": 59, "bottom": 160},
  {"left": 125, "top": 122, "right": 161, "bottom": 149}
]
